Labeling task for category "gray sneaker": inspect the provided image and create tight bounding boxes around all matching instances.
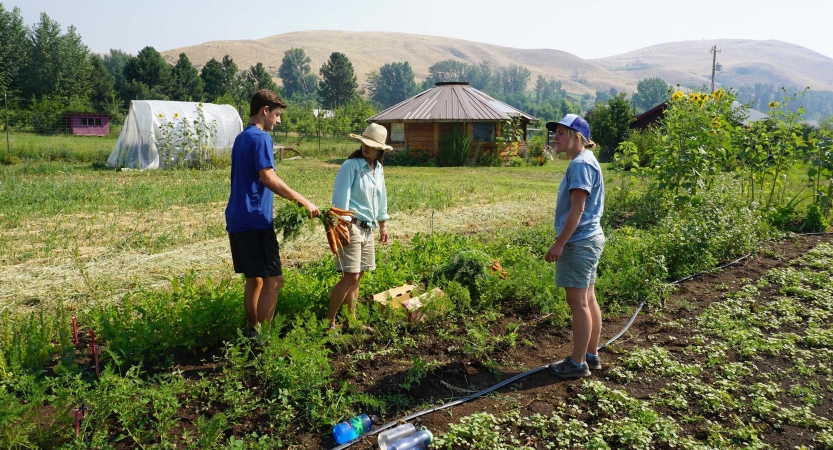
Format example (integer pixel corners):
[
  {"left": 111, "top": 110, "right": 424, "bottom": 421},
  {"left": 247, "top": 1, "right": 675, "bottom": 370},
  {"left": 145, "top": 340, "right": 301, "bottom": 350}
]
[
  {"left": 548, "top": 357, "right": 591, "bottom": 378},
  {"left": 586, "top": 354, "right": 601, "bottom": 370}
]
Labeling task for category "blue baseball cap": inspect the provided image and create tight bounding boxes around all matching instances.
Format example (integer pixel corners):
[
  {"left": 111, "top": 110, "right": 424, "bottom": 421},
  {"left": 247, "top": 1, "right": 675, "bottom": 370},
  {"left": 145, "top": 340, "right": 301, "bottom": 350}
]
[{"left": 545, "top": 114, "right": 591, "bottom": 140}]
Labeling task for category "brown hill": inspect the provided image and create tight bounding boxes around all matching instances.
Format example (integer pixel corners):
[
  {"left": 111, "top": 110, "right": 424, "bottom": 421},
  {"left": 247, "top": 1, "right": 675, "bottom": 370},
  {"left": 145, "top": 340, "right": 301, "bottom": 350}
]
[
  {"left": 593, "top": 39, "right": 833, "bottom": 91},
  {"left": 160, "top": 31, "right": 635, "bottom": 95},
  {"left": 160, "top": 32, "right": 833, "bottom": 96}
]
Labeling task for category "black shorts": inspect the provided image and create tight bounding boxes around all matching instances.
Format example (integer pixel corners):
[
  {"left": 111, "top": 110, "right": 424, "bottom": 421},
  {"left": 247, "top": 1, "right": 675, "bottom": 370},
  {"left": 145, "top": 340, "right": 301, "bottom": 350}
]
[{"left": 228, "top": 227, "right": 282, "bottom": 278}]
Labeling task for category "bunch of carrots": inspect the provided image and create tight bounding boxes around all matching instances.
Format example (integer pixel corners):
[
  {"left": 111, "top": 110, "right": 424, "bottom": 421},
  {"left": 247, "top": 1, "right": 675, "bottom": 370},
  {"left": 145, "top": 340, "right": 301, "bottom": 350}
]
[{"left": 323, "top": 206, "right": 353, "bottom": 255}]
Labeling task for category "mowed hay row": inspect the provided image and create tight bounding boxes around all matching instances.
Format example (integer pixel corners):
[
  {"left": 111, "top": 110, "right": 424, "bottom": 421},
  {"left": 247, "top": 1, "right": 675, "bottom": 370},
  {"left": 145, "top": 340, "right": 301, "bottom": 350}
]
[{"left": 0, "top": 199, "right": 554, "bottom": 312}]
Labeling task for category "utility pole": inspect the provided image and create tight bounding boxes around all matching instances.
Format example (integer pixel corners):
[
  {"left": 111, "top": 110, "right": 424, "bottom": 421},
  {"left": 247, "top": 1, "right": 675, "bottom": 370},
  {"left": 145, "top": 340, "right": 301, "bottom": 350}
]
[
  {"left": 710, "top": 45, "right": 722, "bottom": 93},
  {"left": 4, "top": 92, "right": 9, "bottom": 158}
]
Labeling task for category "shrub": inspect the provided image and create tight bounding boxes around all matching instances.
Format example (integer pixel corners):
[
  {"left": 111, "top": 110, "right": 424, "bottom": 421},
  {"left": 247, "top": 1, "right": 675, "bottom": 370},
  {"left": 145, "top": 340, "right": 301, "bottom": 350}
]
[
  {"left": 802, "top": 204, "right": 830, "bottom": 232},
  {"left": 436, "top": 125, "right": 471, "bottom": 167}
]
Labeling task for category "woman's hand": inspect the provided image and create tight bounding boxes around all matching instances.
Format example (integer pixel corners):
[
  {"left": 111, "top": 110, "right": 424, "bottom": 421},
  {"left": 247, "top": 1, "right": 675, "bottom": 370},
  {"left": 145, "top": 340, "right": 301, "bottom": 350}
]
[
  {"left": 378, "top": 222, "right": 389, "bottom": 244},
  {"left": 545, "top": 242, "right": 563, "bottom": 263}
]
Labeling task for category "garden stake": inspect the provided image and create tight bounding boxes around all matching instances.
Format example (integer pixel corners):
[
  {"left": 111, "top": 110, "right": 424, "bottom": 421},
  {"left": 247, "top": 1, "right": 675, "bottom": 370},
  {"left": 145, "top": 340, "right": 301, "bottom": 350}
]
[
  {"left": 74, "top": 408, "right": 81, "bottom": 437},
  {"left": 72, "top": 316, "right": 78, "bottom": 346},
  {"left": 89, "top": 330, "right": 99, "bottom": 378}
]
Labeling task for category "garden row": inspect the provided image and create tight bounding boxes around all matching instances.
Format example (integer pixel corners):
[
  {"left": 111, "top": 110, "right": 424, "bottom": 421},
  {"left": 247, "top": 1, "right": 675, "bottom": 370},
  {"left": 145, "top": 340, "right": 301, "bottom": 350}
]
[{"left": 0, "top": 181, "right": 792, "bottom": 448}]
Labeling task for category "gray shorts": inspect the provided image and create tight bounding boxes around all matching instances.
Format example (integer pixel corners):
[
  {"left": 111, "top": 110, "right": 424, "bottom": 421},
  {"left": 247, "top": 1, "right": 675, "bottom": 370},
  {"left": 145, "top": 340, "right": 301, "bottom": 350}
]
[
  {"left": 335, "top": 225, "right": 376, "bottom": 273},
  {"left": 555, "top": 233, "right": 605, "bottom": 288}
]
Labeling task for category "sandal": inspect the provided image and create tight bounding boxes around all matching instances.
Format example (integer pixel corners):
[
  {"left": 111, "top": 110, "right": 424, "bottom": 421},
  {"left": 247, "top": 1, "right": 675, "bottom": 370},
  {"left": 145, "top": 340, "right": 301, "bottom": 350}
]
[{"left": 326, "top": 324, "right": 340, "bottom": 337}]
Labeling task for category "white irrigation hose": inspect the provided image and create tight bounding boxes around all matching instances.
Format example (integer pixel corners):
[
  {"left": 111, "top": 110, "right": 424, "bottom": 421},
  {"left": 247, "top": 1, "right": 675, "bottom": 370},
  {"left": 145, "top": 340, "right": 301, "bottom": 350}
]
[{"left": 330, "top": 233, "right": 833, "bottom": 449}]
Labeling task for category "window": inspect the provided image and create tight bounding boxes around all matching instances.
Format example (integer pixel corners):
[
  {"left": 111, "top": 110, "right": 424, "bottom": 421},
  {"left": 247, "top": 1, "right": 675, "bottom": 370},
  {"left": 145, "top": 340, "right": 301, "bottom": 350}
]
[
  {"left": 473, "top": 122, "right": 495, "bottom": 142},
  {"left": 390, "top": 123, "right": 404, "bottom": 142},
  {"left": 80, "top": 117, "right": 102, "bottom": 126}
]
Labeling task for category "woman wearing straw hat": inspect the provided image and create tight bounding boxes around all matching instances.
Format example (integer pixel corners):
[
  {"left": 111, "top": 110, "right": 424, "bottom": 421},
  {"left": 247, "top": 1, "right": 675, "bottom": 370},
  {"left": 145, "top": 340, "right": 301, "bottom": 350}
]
[
  {"left": 326, "top": 123, "right": 393, "bottom": 334},
  {"left": 544, "top": 114, "right": 605, "bottom": 378}
]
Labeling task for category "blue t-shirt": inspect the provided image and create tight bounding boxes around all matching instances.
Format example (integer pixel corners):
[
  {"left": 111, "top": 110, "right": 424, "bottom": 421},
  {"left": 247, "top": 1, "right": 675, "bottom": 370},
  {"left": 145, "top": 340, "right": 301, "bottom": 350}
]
[
  {"left": 554, "top": 149, "right": 605, "bottom": 243},
  {"left": 225, "top": 125, "right": 275, "bottom": 233}
]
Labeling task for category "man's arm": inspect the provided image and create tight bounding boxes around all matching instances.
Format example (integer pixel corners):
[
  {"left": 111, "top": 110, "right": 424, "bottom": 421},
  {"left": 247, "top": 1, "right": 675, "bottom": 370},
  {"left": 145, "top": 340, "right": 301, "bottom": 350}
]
[{"left": 259, "top": 168, "right": 320, "bottom": 218}]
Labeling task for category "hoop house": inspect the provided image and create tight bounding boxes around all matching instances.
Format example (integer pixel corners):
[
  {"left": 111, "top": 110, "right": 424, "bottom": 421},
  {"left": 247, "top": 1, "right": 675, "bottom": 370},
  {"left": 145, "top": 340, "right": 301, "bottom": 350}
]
[{"left": 108, "top": 100, "right": 243, "bottom": 169}]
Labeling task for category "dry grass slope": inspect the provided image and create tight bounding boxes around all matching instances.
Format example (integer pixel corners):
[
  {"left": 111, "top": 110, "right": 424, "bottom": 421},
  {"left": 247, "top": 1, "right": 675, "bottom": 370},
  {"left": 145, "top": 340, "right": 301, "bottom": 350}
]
[{"left": 161, "top": 32, "right": 833, "bottom": 97}]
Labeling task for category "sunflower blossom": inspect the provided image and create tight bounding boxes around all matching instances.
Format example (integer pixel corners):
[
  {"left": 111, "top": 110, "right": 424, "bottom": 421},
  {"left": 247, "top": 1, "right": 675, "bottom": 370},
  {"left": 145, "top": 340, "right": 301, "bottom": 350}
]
[
  {"left": 671, "top": 91, "right": 685, "bottom": 101},
  {"left": 768, "top": 101, "right": 780, "bottom": 109}
]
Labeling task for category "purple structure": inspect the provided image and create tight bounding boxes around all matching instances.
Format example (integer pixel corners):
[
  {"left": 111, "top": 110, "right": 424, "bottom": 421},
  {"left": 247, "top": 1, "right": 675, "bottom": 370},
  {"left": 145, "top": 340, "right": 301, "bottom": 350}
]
[{"left": 66, "top": 113, "right": 110, "bottom": 136}]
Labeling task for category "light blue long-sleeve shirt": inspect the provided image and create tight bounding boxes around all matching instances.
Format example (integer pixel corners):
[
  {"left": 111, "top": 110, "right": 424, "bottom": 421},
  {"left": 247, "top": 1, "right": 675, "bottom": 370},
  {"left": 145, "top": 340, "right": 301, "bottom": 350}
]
[{"left": 331, "top": 157, "right": 389, "bottom": 228}]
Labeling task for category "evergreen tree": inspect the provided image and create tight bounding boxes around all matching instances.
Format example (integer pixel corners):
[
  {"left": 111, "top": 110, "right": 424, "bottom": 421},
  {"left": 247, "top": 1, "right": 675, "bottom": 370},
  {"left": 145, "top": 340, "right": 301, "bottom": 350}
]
[
  {"left": 88, "top": 55, "right": 114, "bottom": 111},
  {"left": 279, "top": 48, "right": 316, "bottom": 99},
  {"left": 121, "top": 46, "right": 171, "bottom": 100},
  {"left": 0, "top": 4, "right": 27, "bottom": 94},
  {"left": 240, "top": 62, "right": 279, "bottom": 100},
  {"left": 200, "top": 58, "right": 225, "bottom": 102},
  {"left": 632, "top": 77, "right": 668, "bottom": 113},
  {"left": 24, "top": 13, "right": 92, "bottom": 99},
  {"left": 221, "top": 54, "right": 240, "bottom": 100},
  {"left": 318, "top": 52, "right": 357, "bottom": 108},
  {"left": 170, "top": 52, "right": 203, "bottom": 101},
  {"left": 367, "top": 61, "right": 418, "bottom": 108}
]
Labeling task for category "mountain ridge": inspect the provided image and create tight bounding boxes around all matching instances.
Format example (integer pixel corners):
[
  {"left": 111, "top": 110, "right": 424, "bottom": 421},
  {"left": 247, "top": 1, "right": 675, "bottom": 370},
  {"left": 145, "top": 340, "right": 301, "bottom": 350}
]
[{"left": 159, "top": 31, "right": 833, "bottom": 95}]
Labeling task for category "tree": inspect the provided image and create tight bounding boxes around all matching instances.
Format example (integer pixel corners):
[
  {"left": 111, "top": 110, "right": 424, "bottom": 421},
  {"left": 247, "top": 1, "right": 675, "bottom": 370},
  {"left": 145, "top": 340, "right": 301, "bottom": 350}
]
[
  {"left": 200, "top": 55, "right": 239, "bottom": 102},
  {"left": 427, "top": 59, "right": 468, "bottom": 83},
  {"left": 0, "top": 5, "right": 27, "bottom": 94},
  {"left": 102, "top": 49, "right": 131, "bottom": 95},
  {"left": 240, "top": 62, "right": 279, "bottom": 100},
  {"left": 121, "top": 46, "right": 171, "bottom": 100},
  {"left": 24, "top": 13, "right": 92, "bottom": 99},
  {"left": 366, "top": 61, "right": 418, "bottom": 108},
  {"left": 170, "top": 53, "right": 203, "bottom": 101},
  {"left": 632, "top": 77, "right": 668, "bottom": 113},
  {"left": 587, "top": 93, "right": 634, "bottom": 162},
  {"left": 200, "top": 58, "right": 225, "bottom": 102},
  {"left": 501, "top": 64, "right": 530, "bottom": 96},
  {"left": 88, "top": 55, "right": 114, "bottom": 111},
  {"left": 279, "top": 48, "right": 316, "bottom": 99},
  {"left": 221, "top": 54, "right": 240, "bottom": 100},
  {"left": 318, "top": 52, "right": 357, "bottom": 108}
]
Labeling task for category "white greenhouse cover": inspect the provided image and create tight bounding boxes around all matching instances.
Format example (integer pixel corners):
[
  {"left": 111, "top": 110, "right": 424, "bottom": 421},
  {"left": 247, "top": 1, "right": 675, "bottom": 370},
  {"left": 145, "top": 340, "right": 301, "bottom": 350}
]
[{"left": 108, "top": 100, "right": 243, "bottom": 169}]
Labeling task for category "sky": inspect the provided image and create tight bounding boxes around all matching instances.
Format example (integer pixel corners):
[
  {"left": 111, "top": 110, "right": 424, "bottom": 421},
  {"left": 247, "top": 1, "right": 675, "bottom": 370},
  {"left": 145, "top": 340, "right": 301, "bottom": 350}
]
[{"left": 10, "top": 0, "right": 833, "bottom": 60}]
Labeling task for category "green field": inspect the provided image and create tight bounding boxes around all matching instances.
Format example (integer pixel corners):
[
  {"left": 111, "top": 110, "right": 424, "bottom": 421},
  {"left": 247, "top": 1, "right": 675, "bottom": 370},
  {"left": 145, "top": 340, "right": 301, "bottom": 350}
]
[{"left": 1, "top": 130, "right": 831, "bottom": 449}]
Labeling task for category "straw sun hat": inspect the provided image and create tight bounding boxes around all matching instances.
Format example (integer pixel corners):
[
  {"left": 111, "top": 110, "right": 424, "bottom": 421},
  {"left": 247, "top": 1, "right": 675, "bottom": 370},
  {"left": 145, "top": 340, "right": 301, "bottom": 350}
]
[{"left": 349, "top": 123, "right": 393, "bottom": 151}]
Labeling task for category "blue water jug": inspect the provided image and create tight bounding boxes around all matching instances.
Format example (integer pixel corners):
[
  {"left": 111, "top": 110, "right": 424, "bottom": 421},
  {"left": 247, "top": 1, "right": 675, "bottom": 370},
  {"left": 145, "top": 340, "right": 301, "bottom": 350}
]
[
  {"left": 388, "top": 428, "right": 433, "bottom": 450},
  {"left": 332, "top": 414, "right": 372, "bottom": 444}
]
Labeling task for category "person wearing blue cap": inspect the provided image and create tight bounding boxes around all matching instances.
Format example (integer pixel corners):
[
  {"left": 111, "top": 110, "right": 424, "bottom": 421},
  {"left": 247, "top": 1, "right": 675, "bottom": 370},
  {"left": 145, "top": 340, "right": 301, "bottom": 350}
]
[{"left": 544, "top": 114, "right": 605, "bottom": 378}]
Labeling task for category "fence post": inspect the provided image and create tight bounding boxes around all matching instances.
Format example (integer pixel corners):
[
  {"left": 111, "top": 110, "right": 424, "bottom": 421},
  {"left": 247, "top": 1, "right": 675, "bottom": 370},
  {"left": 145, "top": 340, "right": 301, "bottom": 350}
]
[{"left": 4, "top": 92, "right": 9, "bottom": 157}]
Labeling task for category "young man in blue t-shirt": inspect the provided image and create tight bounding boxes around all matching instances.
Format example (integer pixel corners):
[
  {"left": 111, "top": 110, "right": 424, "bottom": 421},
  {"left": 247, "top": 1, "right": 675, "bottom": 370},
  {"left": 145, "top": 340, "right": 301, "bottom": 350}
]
[{"left": 225, "top": 90, "right": 320, "bottom": 338}]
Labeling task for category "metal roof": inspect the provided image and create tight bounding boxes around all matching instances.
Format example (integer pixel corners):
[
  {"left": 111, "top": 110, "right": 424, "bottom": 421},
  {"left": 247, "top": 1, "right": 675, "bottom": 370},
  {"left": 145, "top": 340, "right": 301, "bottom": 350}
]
[{"left": 367, "top": 82, "right": 539, "bottom": 124}]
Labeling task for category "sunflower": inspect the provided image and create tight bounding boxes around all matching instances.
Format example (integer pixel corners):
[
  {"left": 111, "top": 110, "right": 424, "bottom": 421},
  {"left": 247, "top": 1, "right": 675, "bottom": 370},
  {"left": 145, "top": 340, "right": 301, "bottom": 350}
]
[
  {"left": 768, "top": 101, "right": 780, "bottom": 109},
  {"left": 174, "top": 113, "right": 179, "bottom": 119},
  {"left": 158, "top": 113, "right": 164, "bottom": 119},
  {"left": 712, "top": 88, "right": 726, "bottom": 99},
  {"left": 710, "top": 117, "right": 722, "bottom": 128},
  {"left": 709, "top": 129, "right": 718, "bottom": 135},
  {"left": 688, "top": 93, "right": 700, "bottom": 102},
  {"left": 199, "top": 103, "right": 204, "bottom": 108},
  {"left": 671, "top": 91, "right": 685, "bottom": 101}
]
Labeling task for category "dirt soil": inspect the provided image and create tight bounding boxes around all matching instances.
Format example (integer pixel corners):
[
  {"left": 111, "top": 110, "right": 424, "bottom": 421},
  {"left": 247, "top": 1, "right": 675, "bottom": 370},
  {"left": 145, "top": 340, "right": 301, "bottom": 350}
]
[{"left": 298, "top": 234, "right": 832, "bottom": 449}]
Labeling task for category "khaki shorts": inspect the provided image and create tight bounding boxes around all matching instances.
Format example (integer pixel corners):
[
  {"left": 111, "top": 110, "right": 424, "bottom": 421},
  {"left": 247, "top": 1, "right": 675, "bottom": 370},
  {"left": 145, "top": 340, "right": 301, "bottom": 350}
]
[
  {"left": 555, "top": 233, "right": 605, "bottom": 288},
  {"left": 335, "top": 225, "right": 376, "bottom": 273}
]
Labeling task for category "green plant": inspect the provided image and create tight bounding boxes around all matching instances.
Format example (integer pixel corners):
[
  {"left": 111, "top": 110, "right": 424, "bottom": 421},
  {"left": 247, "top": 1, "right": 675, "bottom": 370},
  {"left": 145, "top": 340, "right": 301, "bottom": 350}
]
[
  {"left": 400, "top": 356, "right": 440, "bottom": 390},
  {"left": 157, "top": 103, "right": 219, "bottom": 169},
  {"left": 436, "top": 124, "right": 471, "bottom": 167}
]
